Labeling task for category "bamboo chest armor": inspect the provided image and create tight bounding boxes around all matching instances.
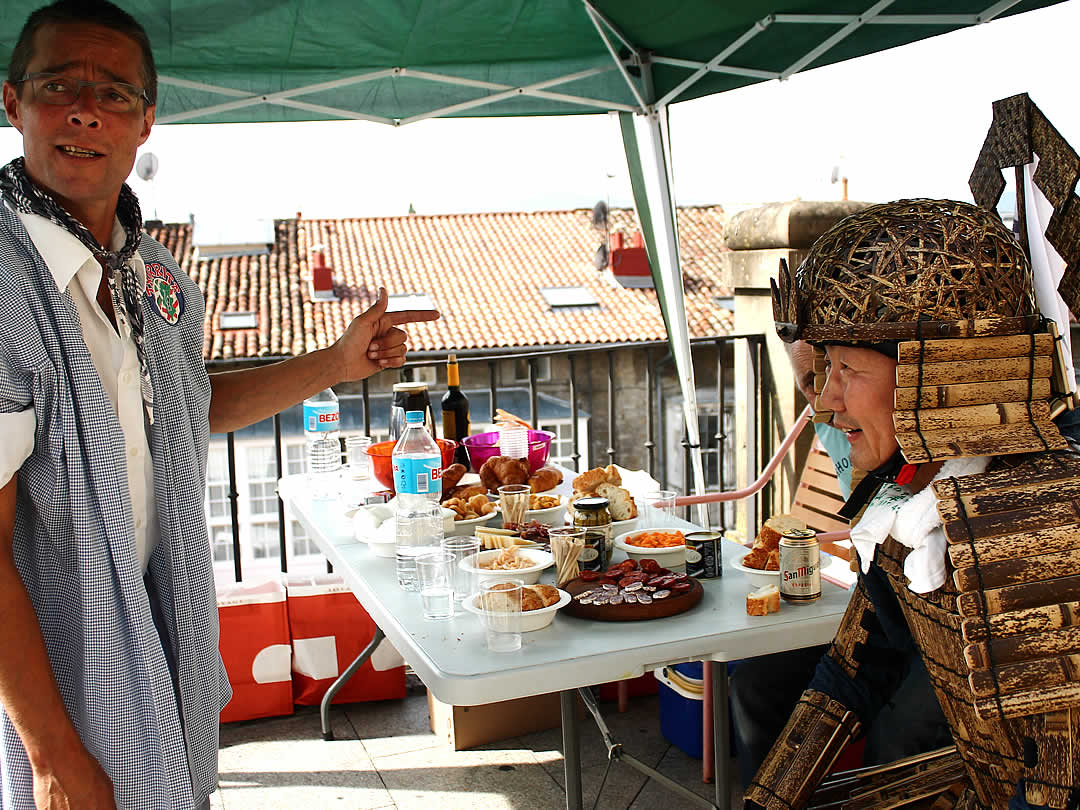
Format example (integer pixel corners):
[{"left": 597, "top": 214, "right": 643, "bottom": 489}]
[{"left": 750, "top": 94, "right": 1080, "bottom": 809}]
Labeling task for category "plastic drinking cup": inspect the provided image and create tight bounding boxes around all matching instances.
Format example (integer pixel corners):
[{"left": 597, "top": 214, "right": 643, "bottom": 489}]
[
  {"left": 345, "top": 435, "right": 372, "bottom": 481},
  {"left": 497, "top": 484, "right": 531, "bottom": 527},
  {"left": 642, "top": 489, "right": 678, "bottom": 528},
  {"left": 479, "top": 580, "right": 523, "bottom": 652},
  {"left": 416, "top": 549, "right": 456, "bottom": 620},
  {"left": 442, "top": 536, "right": 481, "bottom": 602}
]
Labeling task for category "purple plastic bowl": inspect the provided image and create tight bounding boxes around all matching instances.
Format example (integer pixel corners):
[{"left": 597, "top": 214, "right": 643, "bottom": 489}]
[{"left": 462, "top": 429, "right": 555, "bottom": 474}]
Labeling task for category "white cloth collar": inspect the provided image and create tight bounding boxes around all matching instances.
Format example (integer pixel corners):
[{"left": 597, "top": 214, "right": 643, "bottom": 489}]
[
  {"left": 14, "top": 208, "right": 145, "bottom": 294},
  {"left": 849, "top": 456, "right": 990, "bottom": 593}
]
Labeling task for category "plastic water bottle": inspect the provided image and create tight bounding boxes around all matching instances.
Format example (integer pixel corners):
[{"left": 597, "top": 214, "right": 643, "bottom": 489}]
[
  {"left": 303, "top": 388, "right": 341, "bottom": 500},
  {"left": 392, "top": 411, "right": 443, "bottom": 590}
]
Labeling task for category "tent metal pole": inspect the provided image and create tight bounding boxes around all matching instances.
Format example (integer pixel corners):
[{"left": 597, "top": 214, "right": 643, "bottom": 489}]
[
  {"left": 582, "top": 1, "right": 648, "bottom": 110},
  {"left": 656, "top": 15, "right": 774, "bottom": 107},
  {"left": 781, "top": 0, "right": 897, "bottom": 79}
]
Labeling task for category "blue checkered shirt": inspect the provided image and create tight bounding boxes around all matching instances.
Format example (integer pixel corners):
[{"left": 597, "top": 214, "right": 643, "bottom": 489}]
[{"left": 0, "top": 207, "right": 230, "bottom": 809}]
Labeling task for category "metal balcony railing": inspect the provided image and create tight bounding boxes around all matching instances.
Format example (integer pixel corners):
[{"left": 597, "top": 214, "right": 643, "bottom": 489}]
[{"left": 217, "top": 334, "right": 772, "bottom": 582}]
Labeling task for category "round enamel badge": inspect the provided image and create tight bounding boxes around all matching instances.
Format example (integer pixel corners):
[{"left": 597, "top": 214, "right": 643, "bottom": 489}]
[{"left": 144, "top": 262, "right": 184, "bottom": 324}]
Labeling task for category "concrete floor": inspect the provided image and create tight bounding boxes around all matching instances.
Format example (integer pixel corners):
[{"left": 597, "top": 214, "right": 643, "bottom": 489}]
[{"left": 211, "top": 679, "right": 742, "bottom": 810}]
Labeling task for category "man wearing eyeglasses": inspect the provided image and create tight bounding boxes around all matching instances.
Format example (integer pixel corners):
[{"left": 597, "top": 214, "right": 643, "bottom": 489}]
[{"left": 0, "top": 2, "right": 438, "bottom": 809}]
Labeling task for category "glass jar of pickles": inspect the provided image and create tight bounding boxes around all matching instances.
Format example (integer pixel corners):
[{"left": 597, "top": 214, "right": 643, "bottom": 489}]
[{"left": 573, "top": 496, "right": 612, "bottom": 571}]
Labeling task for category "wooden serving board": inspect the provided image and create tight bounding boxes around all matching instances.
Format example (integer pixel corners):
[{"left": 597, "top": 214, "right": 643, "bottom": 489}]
[{"left": 562, "top": 576, "right": 703, "bottom": 622}]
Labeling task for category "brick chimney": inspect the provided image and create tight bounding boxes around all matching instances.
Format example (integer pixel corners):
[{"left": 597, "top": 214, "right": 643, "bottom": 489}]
[
  {"left": 609, "top": 230, "right": 652, "bottom": 288},
  {"left": 310, "top": 248, "right": 337, "bottom": 301}
]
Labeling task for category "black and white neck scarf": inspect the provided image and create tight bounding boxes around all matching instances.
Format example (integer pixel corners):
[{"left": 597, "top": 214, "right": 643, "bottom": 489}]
[{"left": 0, "top": 157, "right": 154, "bottom": 423}]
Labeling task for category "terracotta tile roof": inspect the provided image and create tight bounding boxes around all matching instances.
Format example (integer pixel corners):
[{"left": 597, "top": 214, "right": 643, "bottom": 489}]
[{"left": 146, "top": 205, "right": 732, "bottom": 363}]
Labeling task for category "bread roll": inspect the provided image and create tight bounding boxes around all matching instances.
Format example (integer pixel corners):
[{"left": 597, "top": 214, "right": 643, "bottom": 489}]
[
  {"left": 528, "top": 466, "right": 563, "bottom": 493},
  {"left": 754, "top": 515, "right": 805, "bottom": 552},
  {"left": 746, "top": 584, "right": 780, "bottom": 616},
  {"left": 530, "top": 584, "right": 560, "bottom": 607}
]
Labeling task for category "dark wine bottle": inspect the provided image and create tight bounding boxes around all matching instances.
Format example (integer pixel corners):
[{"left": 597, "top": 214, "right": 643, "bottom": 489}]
[{"left": 442, "top": 354, "right": 472, "bottom": 467}]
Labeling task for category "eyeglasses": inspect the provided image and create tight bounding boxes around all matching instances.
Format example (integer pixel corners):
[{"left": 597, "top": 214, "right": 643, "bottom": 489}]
[{"left": 17, "top": 72, "right": 150, "bottom": 113}]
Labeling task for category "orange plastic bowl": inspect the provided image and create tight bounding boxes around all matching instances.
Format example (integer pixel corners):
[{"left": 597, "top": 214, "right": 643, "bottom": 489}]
[{"left": 366, "top": 438, "right": 457, "bottom": 493}]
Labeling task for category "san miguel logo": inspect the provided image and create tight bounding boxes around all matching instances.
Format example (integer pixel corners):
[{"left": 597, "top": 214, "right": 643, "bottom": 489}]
[{"left": 144, "top": 262, "right": 184, "bottom": 325}]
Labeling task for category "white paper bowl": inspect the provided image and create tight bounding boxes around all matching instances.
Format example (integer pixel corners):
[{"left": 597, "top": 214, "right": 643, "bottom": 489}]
[
  {"left": 462, "top": 588, "right": 571, "bottom": 632},
  {"left": 729, "top": 545, "right": 780, "bottom": 587},
  {"left": 460, "top": 548, "right": 554, "bottom": 586},
  {"left": 493, "top": 491, "right": 566, "bottom": 528},
  {"left": 445, "top": 511, "right": 496, "bottom": 537},
  {"left": 523, "top": 494, "right": 567, "bottom": 527},
  {"left": 367, "top": 536, "right": 398, "bottom": 558},
  {"left": 611, "top": 516, "right": 638, "bottom": 535},
  {"left": 614, "top": 530, "right": 687, "bottom": 569}
]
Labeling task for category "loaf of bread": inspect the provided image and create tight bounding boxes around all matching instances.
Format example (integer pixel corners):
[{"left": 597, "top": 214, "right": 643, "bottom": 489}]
[
  {"left": 754, "top": 515, "right": 806, "bottom": 552},
  {"left": 571, "top": 464, "right": 620, "bottom": 494},
  {"left": 595, "top": 482, "right": 636, "bottom": 520},
  {"left": 746, "top": 584, "right": 780, "bottom": 616}
]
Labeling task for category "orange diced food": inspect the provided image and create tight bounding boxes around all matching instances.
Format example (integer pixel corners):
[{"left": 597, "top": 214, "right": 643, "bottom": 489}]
[{"left": 627, "top": 531, "right": 686, "bottom": 548}]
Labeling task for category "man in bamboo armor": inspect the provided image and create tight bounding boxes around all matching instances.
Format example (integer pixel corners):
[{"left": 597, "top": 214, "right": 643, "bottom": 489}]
[{"left": 747, "top": 171, "right": 1080, "bottom": 806}]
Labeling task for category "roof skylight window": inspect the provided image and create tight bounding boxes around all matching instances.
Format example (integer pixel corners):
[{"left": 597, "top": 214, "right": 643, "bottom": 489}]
[{"left": 540, "top": 286, "right": 599, "bottom": 308}]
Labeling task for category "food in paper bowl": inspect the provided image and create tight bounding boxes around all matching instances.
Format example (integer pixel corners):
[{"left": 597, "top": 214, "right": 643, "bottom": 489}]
[
  {"left": 462, "top": 584, "right": 571, "bottom": 632},
  {"left": 729, "top": 544, "right": 781, "bottom": 588},
  {"left": 460, "top": 547, "right": 554, "bottom": 585},
  {"left": 614, "top": 530, "right": 687, "bottom": 569},
  {"left": 442, "top": 493, "right": 496, "bottom": 520}
]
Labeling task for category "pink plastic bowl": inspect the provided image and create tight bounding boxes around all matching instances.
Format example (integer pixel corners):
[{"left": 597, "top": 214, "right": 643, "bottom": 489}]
[{"left": 462, "top": 430, "right": 554, "bottom": 474}]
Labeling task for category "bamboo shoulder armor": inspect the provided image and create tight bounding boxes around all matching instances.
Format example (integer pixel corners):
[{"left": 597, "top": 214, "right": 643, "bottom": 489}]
[{"left": 935, "top": 452, "right": 1080, "bottom": 723}]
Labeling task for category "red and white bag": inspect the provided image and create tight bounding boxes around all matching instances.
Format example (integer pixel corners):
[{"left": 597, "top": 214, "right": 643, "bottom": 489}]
[
  {"left": 286, "top": 574, "right": 406, "bottom": 706},
  {"left": 217, "top": 576, "right": 294, "bottom": 723}
]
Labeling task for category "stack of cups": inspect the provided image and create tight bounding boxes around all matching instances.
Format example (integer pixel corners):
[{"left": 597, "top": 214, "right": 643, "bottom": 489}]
[{"left": 498, "top": 423, "right": 529, "bottom": 459}]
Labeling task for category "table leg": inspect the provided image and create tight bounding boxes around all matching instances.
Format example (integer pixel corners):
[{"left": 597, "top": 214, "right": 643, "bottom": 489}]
[
  {"left": 713, "top": 663, "right": 731, "bottom": 810},
  {"left": 320, "top": 626, "right": 385, "bottom": 741},
  {"left": 561, "top": 690, "right": 582, "bottom": 810}
]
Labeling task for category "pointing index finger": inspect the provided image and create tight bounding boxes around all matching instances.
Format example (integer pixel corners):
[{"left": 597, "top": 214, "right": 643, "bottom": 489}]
[{"left": 385, "top": 308, "right": 441, "bottom": 325}]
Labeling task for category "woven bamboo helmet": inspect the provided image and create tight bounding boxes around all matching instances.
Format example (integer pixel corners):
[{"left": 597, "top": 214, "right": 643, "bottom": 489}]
[
  {"left": 771, "top": 199, "right": 1067, "bottom": 464},
  {"left": 773, "top": 199, "right": 1038, "bottom": 343}
]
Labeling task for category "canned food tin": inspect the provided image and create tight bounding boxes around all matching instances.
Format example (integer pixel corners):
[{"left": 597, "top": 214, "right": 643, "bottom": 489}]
[
  {"left": 779, "top": 528, "right": 820, "bottom": 603},
  {"left": 573, "top": 497, "right": 612, "bottom": 571},
  {"left": 684, "top": 531, "right": 722, "bottom": 579}
]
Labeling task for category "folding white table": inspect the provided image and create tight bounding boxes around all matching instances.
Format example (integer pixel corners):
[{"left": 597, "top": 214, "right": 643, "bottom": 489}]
[{"left": 279, "top": 474, "right": 850, "bottom": 810}]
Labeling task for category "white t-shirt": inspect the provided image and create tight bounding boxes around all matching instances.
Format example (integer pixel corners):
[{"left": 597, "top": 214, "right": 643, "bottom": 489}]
[{"left": 0, "top": 209, "right": 159, "bottom": 570}]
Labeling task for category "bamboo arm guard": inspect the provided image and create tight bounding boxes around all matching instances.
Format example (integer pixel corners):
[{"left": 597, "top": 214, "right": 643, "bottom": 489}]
[{"left": 744, "top": 689, "right": 862, "bottom": 810}]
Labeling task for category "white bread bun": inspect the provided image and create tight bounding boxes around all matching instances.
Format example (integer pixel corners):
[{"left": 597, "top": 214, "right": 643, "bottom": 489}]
[
  {"left": 754, "top": 515, "right": 805, "bottom": 552},
  {"left": 746, "top": 584, "right": 780, "bottom": 616}
]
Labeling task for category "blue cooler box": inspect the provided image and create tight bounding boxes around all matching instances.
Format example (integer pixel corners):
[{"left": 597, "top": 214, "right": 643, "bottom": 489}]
[{"left": 655, "top": 662, "right": 705, "bottom": 758}]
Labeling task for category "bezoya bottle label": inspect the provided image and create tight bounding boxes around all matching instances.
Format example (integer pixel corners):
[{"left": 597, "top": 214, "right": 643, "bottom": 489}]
[
  {"left": 304, "top": 402, "right": 339, "bottom": 432},
  {"left": 393, "top": 456, "right": 442, "bottom": 495}
]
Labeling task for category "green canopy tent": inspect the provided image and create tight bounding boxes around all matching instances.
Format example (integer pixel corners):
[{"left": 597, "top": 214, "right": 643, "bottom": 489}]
[{"left": 0, "top": 0, "right": 1065, "bottom": 518}]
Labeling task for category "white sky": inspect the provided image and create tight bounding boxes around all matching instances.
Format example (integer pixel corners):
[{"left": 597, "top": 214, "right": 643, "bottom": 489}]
[{"left": 1, "top": 0, "right": 1076, "bottom": 223}]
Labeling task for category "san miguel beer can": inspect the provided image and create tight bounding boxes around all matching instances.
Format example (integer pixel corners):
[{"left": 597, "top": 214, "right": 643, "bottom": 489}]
[{"left": 779, "top": 528, "right": 821, "bottom": 603}]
